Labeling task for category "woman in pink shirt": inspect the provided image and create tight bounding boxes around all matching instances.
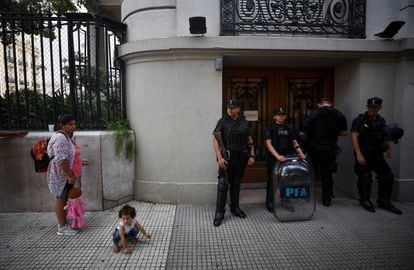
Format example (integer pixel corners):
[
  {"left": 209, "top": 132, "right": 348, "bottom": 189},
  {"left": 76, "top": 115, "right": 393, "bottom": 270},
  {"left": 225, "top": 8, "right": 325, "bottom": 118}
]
[
  {"left": 72, "top": 138, "right": 88, "bottom": 183},
  {"left": 66, "top": 136, "right": 89, "bottom": 229}
]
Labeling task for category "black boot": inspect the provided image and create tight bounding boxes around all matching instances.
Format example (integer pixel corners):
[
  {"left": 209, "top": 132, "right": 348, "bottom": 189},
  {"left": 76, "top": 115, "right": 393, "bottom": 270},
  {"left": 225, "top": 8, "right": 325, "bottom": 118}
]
[
  {"left": 322, "top": 170, "right": 333, "bottom": 207},
  {"left": 230, "top": 207, "right": 246, "bottom": 218},
  {"left": 213, "top": 177, "right": 227, "bottom": 226},
  {"left": 213, "top": 212, "right": 225, "bottom": 226},
  {"left": 377, "top": 174, "right": 401, "bottom": 214},
  {"left": 266, "top": 175, "right": 274, "bottom": 212},
  {"left": 322, "top": 197, "right": 331, "bottom": 207},
  {"left": 322, "top": 190, "right": 332, "bottom": 207},
  {"left": 360, "top": 199, "right": 375, "bottom": 212},
  {"left": 377, "top": 200, "right": 402, "bottom": 215},
  {"left": 321, "top": 185, "right": 332, "bottom": 207},
  {"left": 266, "top": 202, "right": 275, "bottom": 213},
  {"left": 230, "top": 177, "right": 246, "bottom": 218},
  {"left": 358, "top": 175, "right": 375, "bottom": 212}
]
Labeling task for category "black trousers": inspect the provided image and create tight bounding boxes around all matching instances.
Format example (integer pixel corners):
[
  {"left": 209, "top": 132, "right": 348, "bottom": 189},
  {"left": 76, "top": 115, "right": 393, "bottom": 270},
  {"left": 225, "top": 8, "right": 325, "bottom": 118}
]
[
  {"left": 266, "top": 157, "right": 277, "bottom": 207},
  {"left": 309, "top": 145, "right": 337, "bottom": 200},
  {"left": 354, "top": 152, "right": 393, "bottom": 202},
  {"left": 215, "top": 151, "right": 248, "bottom": 214}
]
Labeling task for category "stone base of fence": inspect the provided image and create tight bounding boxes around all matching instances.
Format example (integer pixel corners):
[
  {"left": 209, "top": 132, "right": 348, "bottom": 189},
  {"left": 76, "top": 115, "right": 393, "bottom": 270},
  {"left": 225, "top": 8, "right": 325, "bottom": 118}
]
[{"left": 0, "top": 131, "right": 135, "bottom": 212}]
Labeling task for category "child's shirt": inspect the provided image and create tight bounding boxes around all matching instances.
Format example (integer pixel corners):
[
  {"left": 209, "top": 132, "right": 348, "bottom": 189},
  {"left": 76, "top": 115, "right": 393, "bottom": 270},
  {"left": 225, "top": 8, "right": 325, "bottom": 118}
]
[
  {"left": 117, "top": 218, "right": 137, "bottom": 234},
  {"left": 72, "top": 139, "right": 82, "bottom": 178}
]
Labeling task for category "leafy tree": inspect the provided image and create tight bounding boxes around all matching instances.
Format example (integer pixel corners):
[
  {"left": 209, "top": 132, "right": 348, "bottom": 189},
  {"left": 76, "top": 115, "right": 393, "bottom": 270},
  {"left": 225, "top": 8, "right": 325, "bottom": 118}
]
[
  {"left": 0, "top": 0, "right": 98, "bottom": 44},
  {"left": 0, "top": 0, "right": 125, "bottom": 130},
  {"left": 0, "top": 0, "right": 77, "bottom": 14},
  {"left": 0, "top": 88, "right": 70, "bottom": 129},
  {"left": 62, "top": 52, "right": 123, "bottom": 129}
]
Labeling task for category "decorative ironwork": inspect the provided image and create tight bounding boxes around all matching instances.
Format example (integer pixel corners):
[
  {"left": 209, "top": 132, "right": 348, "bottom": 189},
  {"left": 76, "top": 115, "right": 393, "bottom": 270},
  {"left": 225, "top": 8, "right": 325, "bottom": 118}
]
[
  {"left": 225, "top": 76, "right": 268, "bottom": 160},
  {"left": 285, "top": 77, "right": 323, "bottom": 130},
  {"left": 221, "top": 0, "right": 366, "bottom": 38},
  {"left": 0, "top": 11, "right": 127, "bottom": 130}
]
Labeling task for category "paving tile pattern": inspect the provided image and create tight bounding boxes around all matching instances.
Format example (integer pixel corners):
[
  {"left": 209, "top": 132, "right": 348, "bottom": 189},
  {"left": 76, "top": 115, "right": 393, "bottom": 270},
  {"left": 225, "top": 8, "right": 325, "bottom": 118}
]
[
  {"left": 166, "top": 200, "right": 414, "bottom": 270},
  {"left": 1, "top": 199, "right": 414, "bottom": 269},
  {"left": 0, "top": 202, "right": 175, "bottom": 269}
]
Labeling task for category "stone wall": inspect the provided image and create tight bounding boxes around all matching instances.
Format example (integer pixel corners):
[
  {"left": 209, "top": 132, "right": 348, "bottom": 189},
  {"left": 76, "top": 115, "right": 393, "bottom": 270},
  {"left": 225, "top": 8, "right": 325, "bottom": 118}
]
[{"left": 0, "top": 131, "right": 135, "bottom": 212}]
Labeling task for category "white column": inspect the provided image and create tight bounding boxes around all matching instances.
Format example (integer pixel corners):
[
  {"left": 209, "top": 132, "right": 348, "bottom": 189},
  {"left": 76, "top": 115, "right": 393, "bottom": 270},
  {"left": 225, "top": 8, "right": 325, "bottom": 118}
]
[
  {"left": 393, "top": 58, "right": 414, "bottom": 201},
  {"left": 121, "top": 0, "right": 222, "bottom": 204}
]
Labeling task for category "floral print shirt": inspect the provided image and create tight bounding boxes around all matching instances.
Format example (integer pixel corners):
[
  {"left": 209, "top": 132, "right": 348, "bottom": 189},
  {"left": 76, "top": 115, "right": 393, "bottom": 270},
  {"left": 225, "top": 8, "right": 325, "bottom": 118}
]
[{"left": 47, "top": 132, "right": 75, "bottom": 197}]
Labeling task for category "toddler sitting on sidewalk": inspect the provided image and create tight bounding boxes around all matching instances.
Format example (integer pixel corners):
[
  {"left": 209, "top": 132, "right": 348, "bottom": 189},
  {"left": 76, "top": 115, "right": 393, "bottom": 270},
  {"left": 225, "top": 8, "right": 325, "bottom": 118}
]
[{"left": 112, "top": 204, "right": 151, "bottom": 253}]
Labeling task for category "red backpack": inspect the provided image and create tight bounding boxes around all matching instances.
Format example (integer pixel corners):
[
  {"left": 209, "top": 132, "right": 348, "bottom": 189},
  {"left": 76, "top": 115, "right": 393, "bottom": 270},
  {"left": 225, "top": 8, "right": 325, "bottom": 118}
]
[
  {"left": 30, "top": 131, "right": 69, "bottom": 173},
  {"left": 30, "top": 138, "right": 51, "bottom": 173}
]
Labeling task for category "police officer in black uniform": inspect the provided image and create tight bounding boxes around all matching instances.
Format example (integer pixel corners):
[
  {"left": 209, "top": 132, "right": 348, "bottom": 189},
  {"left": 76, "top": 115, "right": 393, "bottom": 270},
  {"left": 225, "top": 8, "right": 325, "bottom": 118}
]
[
  {"left": 303, "top": 98, "right": 347, "bottom": 207},
  {"left": 212, "top": 99, "right": 255, "bottom": 227},
  {"left": 265, "top": 107, "right": 306, "bottom": 212},
  {"left": 351, "top": 97, "right": 402, "bottom": 214}
]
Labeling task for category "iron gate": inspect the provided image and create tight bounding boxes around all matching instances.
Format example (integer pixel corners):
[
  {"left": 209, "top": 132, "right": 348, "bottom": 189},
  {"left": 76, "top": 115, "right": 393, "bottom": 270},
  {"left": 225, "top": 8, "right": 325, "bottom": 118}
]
[{"left": 0, "top": 10, "right": 126, "bottom": 130}]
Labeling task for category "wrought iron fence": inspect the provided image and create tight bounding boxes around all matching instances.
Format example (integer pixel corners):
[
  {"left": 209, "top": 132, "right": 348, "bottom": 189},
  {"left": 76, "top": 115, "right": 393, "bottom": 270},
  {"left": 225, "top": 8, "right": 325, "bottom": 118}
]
[
  {"left": 0, "top": 10, "right": 127, "bottom": 130},
  {"left": 221, "top": 0, "right": 366, "bottom": 38}
]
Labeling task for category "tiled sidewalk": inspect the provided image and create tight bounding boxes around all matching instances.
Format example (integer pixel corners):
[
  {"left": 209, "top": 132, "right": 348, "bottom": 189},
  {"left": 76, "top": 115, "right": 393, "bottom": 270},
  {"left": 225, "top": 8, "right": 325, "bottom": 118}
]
[
  {"left": 0, "top": 202, "right": 174, "bottom": 269},
  {"left": 1, "top": 198, "right": 413, "bottom": 269}
]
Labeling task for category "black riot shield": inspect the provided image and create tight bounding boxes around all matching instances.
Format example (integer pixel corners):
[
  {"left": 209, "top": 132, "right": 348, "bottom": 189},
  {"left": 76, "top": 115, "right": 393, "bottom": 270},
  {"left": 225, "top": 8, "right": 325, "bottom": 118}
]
[{"left": 273, "top": 155, "right": 315, "bottom": 221}]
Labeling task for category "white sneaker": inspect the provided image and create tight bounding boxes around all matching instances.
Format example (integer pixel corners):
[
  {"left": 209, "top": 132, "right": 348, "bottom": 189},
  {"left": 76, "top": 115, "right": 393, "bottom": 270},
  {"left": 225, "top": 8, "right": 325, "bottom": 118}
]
[{"left": 57, "top": 225, "right": 77, "bottom": 236}]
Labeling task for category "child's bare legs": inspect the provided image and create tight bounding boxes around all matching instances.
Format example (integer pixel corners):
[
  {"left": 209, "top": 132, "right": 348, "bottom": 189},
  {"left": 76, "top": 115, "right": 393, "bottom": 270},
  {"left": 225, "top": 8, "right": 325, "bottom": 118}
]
[
  {"left": 127, "top": 227, "right": 139, "bottom": 244},
  {"left": 112, "top": 243, "right": 120, "bottom": 253},
  {"left": 112, "top": 227, "right": 139, "bottom": 253},
  {"left": 130, "top": 237, "right": 138, "bottom": 244}
]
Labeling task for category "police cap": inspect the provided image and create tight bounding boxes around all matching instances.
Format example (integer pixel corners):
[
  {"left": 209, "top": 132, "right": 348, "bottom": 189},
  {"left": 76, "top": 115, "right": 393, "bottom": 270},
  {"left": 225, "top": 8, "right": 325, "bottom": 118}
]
[
  {"left": 273, "top": 107, "right": 286, "bottom": 116},
  {"left": 367, "top": 97, "right": 383, "bottom": 107},
  {"left": 227, "top": 99, "right": 241, "bottom": 108}
]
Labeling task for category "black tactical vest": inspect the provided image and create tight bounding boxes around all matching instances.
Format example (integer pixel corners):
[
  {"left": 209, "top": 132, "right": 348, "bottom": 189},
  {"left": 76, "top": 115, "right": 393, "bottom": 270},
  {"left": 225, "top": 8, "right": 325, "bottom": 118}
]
[
  {"left": 357, "top": 114, "right": 386, "bottom": 152},
  {"left": 271, "top": 124, "right": 293, "bottom": 155},
  {"left": 224, "top": 117, "right": 250, "bottom": 152},
  {"left": 313, "top": 108, "right": 341, "bottom": 145}
]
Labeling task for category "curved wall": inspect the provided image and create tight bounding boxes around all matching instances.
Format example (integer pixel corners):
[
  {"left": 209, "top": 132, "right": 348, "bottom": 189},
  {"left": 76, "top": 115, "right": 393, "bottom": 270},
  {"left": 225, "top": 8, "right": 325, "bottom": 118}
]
[
  {"left": 124, "top": 54, "right": 221, "bottom": 203},
  {"left": 122, "top": 0, "right": 177, "bottom": 41}
]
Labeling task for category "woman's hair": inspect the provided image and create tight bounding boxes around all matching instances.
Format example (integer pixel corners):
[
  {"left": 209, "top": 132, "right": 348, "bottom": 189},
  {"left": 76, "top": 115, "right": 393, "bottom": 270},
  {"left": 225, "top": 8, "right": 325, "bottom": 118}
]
[
  {"left": 58, "top": 113, "right": 75, "bottom": 125},
  {"left": 118, "top": 204, "right": 137, "bottom": 219}
]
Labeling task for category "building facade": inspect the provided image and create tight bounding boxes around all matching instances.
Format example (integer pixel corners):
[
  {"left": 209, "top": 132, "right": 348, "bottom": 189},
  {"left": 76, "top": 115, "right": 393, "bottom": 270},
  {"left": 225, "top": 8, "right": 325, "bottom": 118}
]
[
  {"left": 0, "top": 35, "right": 43, "bottom": 95},
  {"left": 110, "top": 0, "right": 414, "bottom": 203}
]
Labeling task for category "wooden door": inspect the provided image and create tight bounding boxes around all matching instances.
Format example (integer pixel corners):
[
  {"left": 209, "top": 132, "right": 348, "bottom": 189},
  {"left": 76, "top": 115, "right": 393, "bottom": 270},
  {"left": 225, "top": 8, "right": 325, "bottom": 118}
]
[
  {"left": 223, "top": 68, "right": 334, "bottom": 184},
  {"left": 279, "top": 70, "right": 334, "bottom": 131},
  {"left": 223, "top": 69, "right": 274, "bottom": 184}
]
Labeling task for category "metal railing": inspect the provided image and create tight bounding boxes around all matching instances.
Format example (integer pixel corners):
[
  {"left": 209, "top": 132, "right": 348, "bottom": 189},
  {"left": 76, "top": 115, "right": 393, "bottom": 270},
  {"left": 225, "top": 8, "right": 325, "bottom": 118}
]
[
  {"left": 0, "top": 11, "right": 127, "bottom": 130},
  {"left": 221, "top": 0, "right": 366, "bottom": 38}
]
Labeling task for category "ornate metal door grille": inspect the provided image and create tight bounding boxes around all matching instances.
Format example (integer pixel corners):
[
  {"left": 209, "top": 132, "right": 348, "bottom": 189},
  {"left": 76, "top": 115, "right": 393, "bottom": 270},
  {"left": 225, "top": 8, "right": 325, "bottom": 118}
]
[
  {"left": 225, "top": 76, "right": 268, "bottom": 160},
  {"left": 285, "top": 77, "right": 323, "bottom": 130},
  {"left": 221, "top": 0, "right": 366, "bottom": 38}
]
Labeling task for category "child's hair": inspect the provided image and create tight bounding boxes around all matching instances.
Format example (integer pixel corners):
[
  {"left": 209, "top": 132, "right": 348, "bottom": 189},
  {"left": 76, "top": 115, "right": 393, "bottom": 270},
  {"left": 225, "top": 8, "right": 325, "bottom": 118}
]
[{"left": 118, "top": 204, "right": 136, "bottom": 219}]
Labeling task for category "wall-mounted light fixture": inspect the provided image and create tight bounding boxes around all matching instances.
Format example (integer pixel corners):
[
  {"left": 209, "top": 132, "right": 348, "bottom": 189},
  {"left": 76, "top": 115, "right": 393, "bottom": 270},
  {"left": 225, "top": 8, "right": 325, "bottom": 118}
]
[
  {"left": 374, "top": 21, "right": 405, "bottom": 39},
  {"left": 189, "top": 16, "right": 206, "bottom": 36},
  {"left": 215, "top": 58, "right": 223, "bottom": 71}
]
